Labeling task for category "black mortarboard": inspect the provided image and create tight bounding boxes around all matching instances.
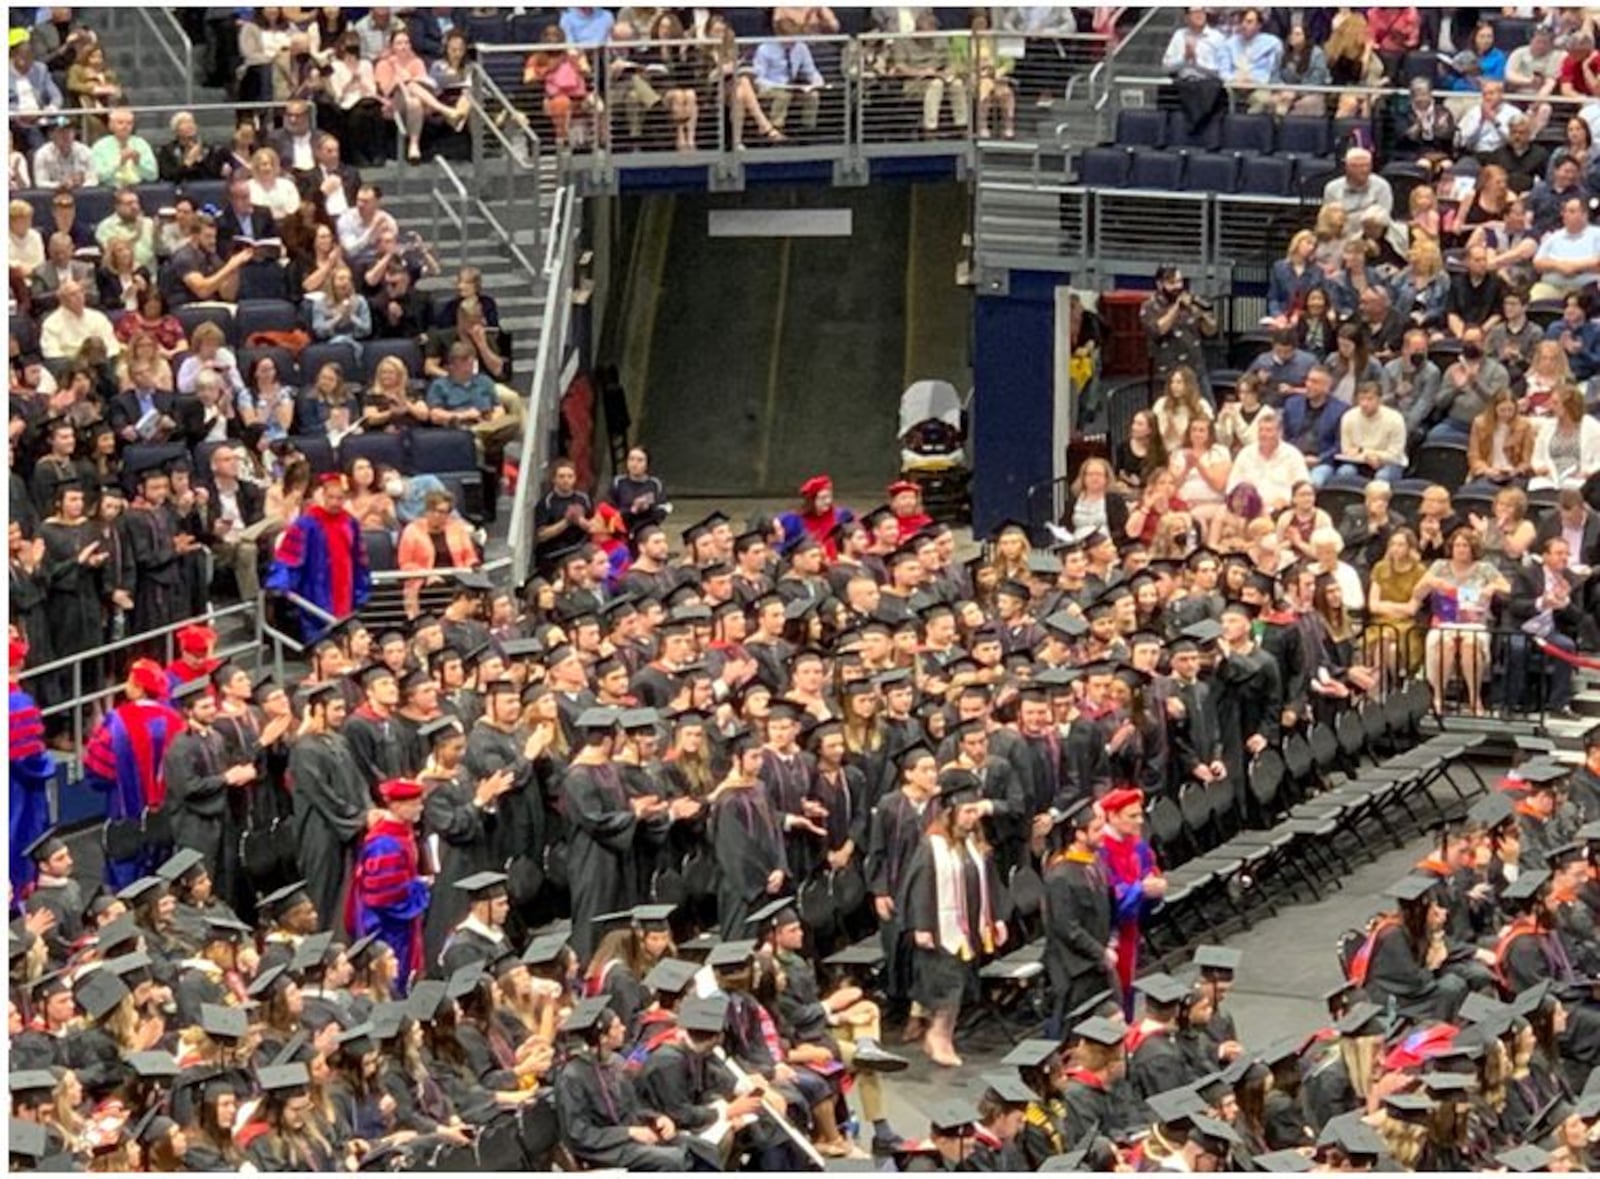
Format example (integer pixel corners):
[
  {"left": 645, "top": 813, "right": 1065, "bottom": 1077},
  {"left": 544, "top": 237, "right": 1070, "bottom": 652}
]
[
  {"left": 446, "top": 960, "right": 487, "bottom": 1000},
  {"left": 1546, "top": 842, "right": 1584, "bottom": 871},
  {"left": 303, "top": 681, "right": 341, "bottom": 706},
  {"left": 157, "top": 847, "right": 206, "bottom": 882},
  {"left": 678, "top": 995, "right": 730, "bottom": 1035},
  {"left": 1495, "top": 1145, "right": 1552, "bottom": 1172},
  {"left": 258, "top": 880, "right": 312, "bottom": 920},
  {"left": 405, "top": 979, "right": 449, "bottom": 1022},
  {"left": 642, "top": 957, "right": 701, "bottom": 997},
  {"left": 1072, "top": 1016, "right": 1126, "bottom": 1048},
  {"left": 9, "top": 1070, "right": 58, "bottom": 1098},
  {"left": 172, "top": 677, "right": 211, "bottom": 706},
  {"left": 1193, "top": 945, "right": 1242, "bottom": 976},
  {"left": 1146, "top": 1085, "right": 1207, "bottom": 1127},
  {"left": 200, "top": 1003, "right": 248, "bottom": 1040},
  {"left": 927, "top": 1099, "right": 979, "bottom": 1134},
  {"left": 1336, "top": 1002, "right": 1386, "bottom": 1038},
  {"left": 369, "top": 1001, "right": 409, "bottom": 1042},
  {"left": 1001, "top": 1039, "right": 1062, "bottom": 1070},
  {"left": 707, "top": 940, "right": 757, "bottom": 970},
  {"left": 893, "top": 740, "right": 935, "bottom": 772},
  {"left": 561, "top": 996, "right": 614, "bottom": 1035},
  {"left": 1518, "top": 761, "right": 1570, "bottom": 787},
  {"left": 124, "top": 1050, "right": 180, "bottom": 1079},
  {"left": 575, "top": 706, "right": 621, "bottom": 733},
  {"left": 1316, "top": 1112, "right": 1384, "bottom": 1159},
  {"left": 22, "top": 830, "right": 67, "bottom": 863},
  {"left": 419, "top": 715, "right": 463, "bottom": 745},
  {"left": 1042, "top": 611, "right": 1088, "bottom": 639},
  {"left": 335, "top": 1023, "right": 376, "bottom": 1058},
  {"left": 1468, "top": 790, "right": 1515, "bottom": 828},
  {"left": 116, "top": 875, "right": 166, "bottom": 906},
  {"left": 981, "top": 1070, "right": 1039, "bottom": 1106},
  {"left": 1502, "top": 870, "right": 1551, "bottom": 904},
  {"left": 1384, "top": 874, "right": 1442, "bottom": 904},
  {"left": 257, "top": 1063, "right": 311, "bottom": 1096},
  {"left": 291, "top": 930, "right": 336, "bottom": 974},
  {"left": 1254, "top": 1149, "right": 1316, "bottom": 1173},
  {"left": 9, "top": 1120, "right": 47, "bottom": 1162},
  {"left": 745, "top": 896, "right": 798, "bottom": 930},
  {"left": 455, "top": 870, "right": 509, "bottom": 899},
  {"left": 94, "top": 914, "right": 140, "bottom": 954},
  {"left": 937, "top": 768, "right": 983, "bottom": 807},
  {"left": 247, "top": 964, "right": 291, "bottom": 1000},
  {"left": 1134, "top": 972, "right": 1190, "bottom": 1006}
]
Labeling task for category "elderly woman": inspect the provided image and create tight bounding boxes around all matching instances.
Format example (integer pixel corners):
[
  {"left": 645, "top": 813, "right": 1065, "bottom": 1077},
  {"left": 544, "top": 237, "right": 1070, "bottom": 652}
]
[
  {"left": 176, "top": 322, "right": 246, "bottom": 400},
  {"left": 1411, "top": 526, "right": 1510, "bottom": 716},
  {"left": 1523, "top": 332, "right": 1577, "bottom": 415},
  {"left": 1468, "top": 485, "right": 1537, "bottom": 574},
  {"left": 1309, "top": 526, "right": 1366, "bottom": 609},
  {"left": 247, "top": 147, "right": 301, "bottom": 220},
  {"left": 1413, "top": 484, "right": 1460, "bottom": 562},
  {"left": 396, "top": 488, "right": 479, "bottom": 617},
  {"left": 8, "top": 200, "right": 45, "bottom": 279}
]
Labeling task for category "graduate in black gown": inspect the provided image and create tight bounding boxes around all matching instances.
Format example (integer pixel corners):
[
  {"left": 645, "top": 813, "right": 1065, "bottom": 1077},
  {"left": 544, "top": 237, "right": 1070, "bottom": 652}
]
[
  {"left": 1042, "top": 799, "right": 1117, "bottom": 1037},
  {"left": 36, "top": 479, "right": 105, "bottom": 705},
  {"left": 288, "top": 682, "right": 370, "bottom": 929},
  {"left": 1212, "top": 601, "right": 1284, "bottom": 817},
  {"left": 1352, "top": 875, "right": 1469, "bottom": 1023},
  {"left": 466, "top": 679, "right": 549, "bottom": 935},
  {"left": 420, "top": 715, "right": 505, "bottom": 962},
  {"left": 343, "top": 664, "right": 408, "bottom": 794},
  {"left": 1124, "top": 973, "right": 1203, "bottom": 1101},
  {"left": 553, "top": 996, "right": 688, "bottom": 1171},
  {"left": 163, "top": 679, "right": 253, "bottom": 908},
  {"left": 123, "top": 462, "right": 189, "bottom": 643},
  {"left": 563, "top": 707, "right": 663, "bottom": 962},
  {"left": 710, "top": 724, "right": 790, "bottom": 940},
  {"left": 866, "top": 742, "right": 939, "bottom": 1021}
]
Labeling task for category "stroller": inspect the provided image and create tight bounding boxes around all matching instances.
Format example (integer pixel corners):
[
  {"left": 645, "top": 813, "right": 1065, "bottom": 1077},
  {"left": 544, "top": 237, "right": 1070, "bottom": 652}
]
[{"left": 897, "top": 379, "right": 971, "bottom": 523}]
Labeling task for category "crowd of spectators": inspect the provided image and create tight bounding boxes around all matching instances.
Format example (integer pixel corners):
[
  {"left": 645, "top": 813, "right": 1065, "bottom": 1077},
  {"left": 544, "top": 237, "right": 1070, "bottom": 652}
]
[{"left": 7, "top": 7, "right": 531, "bottom": 739}]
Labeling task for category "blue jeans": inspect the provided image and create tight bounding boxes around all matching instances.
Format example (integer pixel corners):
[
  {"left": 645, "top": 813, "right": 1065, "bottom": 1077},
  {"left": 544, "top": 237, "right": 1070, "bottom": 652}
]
[
  {"left": 1331, "top": 462, "right": 1405, "bottom": 484},
  {"left": 1505, "top": 632, "right": 1576, "bottom": 712},
  {"left": 1426, "top": 420, "right": 1471, "bottom": 445}
]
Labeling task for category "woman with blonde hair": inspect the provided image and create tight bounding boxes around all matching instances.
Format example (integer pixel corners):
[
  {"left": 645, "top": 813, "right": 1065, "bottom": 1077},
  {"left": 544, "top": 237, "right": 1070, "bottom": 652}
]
[
  {"left": 361, "top": 354, "right": 425, "bottom": 432},
  {"left": 8, "top": 199, "right": 44, "bottom": 279},
  {"left": 1394, "top": 238, "right": 1449, "bottom": 330},
  {"left": 1466, "top": 389, "right": 1535, "bottom": 487},
  {"left": 1268, "top": 229, "right": 1322, "bottom": 320},
  {"left": 310, "top": 265, "right": 371, "bottom": 354},
  {"left": 1312, "top": 203, "right": 1348, "bottom": 276},
  {"left": 1324, "top": 12, "right": 1385, "bottom": 118},
  {"left": 1167, "top": 415, "right": 1231, "bottom": 528},
  {"left": 1151, "top": 365, "right": 1214, "bottom": 453},
  {"left": 1407, "top": 183, "right": 1441, "bottom": 245},
  {"left": 1529, "top": 383, "right": 1600, "bottom": 491},
  {"left": 1451, "top": 163, "right": 1511, "bottom": 238},
  {"left": 525, "top": 25, "right": 595, "bottom": 149},
  {"left": 1060, "top": 455, "right": 1127, "bottom": 538},
  {"left": 1521, "top": 336, "right": 1573, "bottom": 416},
  {"left": 248, "top": 146, "right": 302, "bottom": 220},
  {"left": 176, "top": 321, "right": 245, "bottom": 399},
  {"left": 114, "top": 329, "right": 176, "bottom": 393},
  {"left": 988, "top": 519, "right": 1031, "bottom": 583}
]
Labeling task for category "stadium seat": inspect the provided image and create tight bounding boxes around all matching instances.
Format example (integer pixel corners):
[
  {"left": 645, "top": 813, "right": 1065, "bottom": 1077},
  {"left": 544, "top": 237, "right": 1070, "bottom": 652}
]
[
  {"left": 1493, "top": 18, "right": 1534, "bottom": 54},
  {"left": 1238, "top": 155, "right": 1294, "bottom": 196},
  {"left": 1277, "top": 116, "right": 1332, "bottom": 159},
  {"left": 174, "top": 304, "right": 237, "bottom": 347},
  {"left": 236, "top": 299, "right": 303, "bottom": 341},
  {"left": 134, "top": 182, "right": 176, "bottom": 216},
  {"left": 1400, "top": 51, "right": 1439, "bottom": 83},
  {"left": 120, "top": 442, "right": 189, "bottom": 491},
  {"left": 363, "top": 528, "right": 398, "bottom": 572},
  {"left": 506, "top": 11, "right": 551, "bottom": 42},
  {"left": 1129, "top": 149, "right": 1184, "bottom": 190},
  {"left": 339, "top": 431, "right": 408, "bottom": 475},
  {"left": 1293, "top": 157, "right": 1338, "bottom": 199},
  {"left": 1409, "top": 442, "right": 1469, "bottom": 490},
  {"left": 288, "top": 434, "right": 338, "bottom": 474},
  {"left": 1220, "top": 113, "right": 1274, "bottom": 155},
  {"left": 1077, "top": 146, "right": 1129, "bottom": 188},
  {"left": 177, "top": 178, "right": 227, "bottom": 211},
  {"left": 73, "top": 187, "right": 115, "bottom": 228},
  {"left": 1115, "top": 108, "right": 1167, "bottom": 148},
  {"left": 19, "top": 188, "right": 52, "bottom": 225},
  {"left": 237, "top": 344, "right": 300, "bottom": 387},
  {"left": 362, "top": 337, "right": 424, "bottom": 382},
  {"left": 1165, "top": 110, "right": 1221, "bottom": 151},
  {"left": 1181, "top": 152, "right": 1238, "bottom": 193},
  {"left": 462, "top": 11, "right": 507, "bottom": 42},
  {"left": 409, "top": 427, "right": 478, "bottom": 474},
  {"left": 299, "top": 342, "right": 360, "bottom": 386},
  {"left": 1332, "top": 117, "right": 1373, "bottom": 152}
]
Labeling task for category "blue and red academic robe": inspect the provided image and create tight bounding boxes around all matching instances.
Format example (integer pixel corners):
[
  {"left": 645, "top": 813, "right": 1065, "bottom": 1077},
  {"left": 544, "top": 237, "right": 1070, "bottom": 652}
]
[
  {"left": 265, "top": 505, "right": 371, "bottom": 640},
  {"left": 9, "top": 685, "right": 56, "bottom": 900},
  {"left": 165, "top": 657, "right": 219, "bottom": 698},
  {"left": 797, "top": 505, "right": 854, "bottom": 560},
  {"left": 349, "top": 817, "right": 429, "bottom": 993},
  {"left": 1099, "top": 831, "right": 1160, "bottom": 1015},
  {"left": 82, "top": 700, "right": 185, "bottom": 888}
]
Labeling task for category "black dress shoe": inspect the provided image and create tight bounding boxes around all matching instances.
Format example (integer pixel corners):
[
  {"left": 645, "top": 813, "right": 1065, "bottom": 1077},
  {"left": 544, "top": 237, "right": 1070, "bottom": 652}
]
[{"left": 853, "top": 1043, "right": 911, "bottom": 1073}]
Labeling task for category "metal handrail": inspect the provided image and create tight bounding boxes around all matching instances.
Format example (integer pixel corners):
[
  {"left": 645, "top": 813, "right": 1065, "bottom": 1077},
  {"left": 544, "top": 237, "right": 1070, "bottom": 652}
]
[
  {"left": 430, "top": 156, "right": 472, "bottom": 270},
  {"left": 1106, "top": 71, "right": 1600, "bottom": 113},
  {"left": 1091, "top": 5, "right": 1168, "bottom": 112},
  {"left": 19, "top": 98, "right": 297, "bottom": 123},
  {"left": 368, "top": 556, "right": 512, "bottom": 584},
  {"left": 132, "top": 8, "right": 195, "bottom": 105}
]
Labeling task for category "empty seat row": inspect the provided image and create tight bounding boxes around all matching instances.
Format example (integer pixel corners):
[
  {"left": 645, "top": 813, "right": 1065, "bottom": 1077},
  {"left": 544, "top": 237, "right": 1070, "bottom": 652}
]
[
  {"left": 121, "top": 426, "right": 479, "bottom": 489},
  {"left": 1114, "top": 109, "right": 1370, "bottom": 160},
  {"left": 1076, "top": 146, "right": 1331, "bottom": 197}
]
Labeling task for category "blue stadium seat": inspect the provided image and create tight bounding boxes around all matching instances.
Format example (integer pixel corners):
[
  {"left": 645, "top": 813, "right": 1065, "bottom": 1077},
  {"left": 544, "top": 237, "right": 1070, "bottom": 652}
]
[
  {"left": 236, "top": 299, "right": 302, "bottom": 342},
  {"left": 1220, "top": 113, "right": 1274, "bottom": 155},
  {"left": 362, "top": 337, "right": 424, "bottom": 382},
  {"left": 1400, "top": 51, "right": 1438, "bottom": 84},
  {"left": 174, "top": 304, "right": 237, "bottom": 347},
  {"left": 1077, "top": 146, "right": 1129, "bottom": 188},
  {"left": 506, "top": 12, "right": 552, "bottom": 42},
  {"left": 1332, "top": 117, "right": 1373, "bottom": 152},
  {"left": 177, "top": 178, "right": 227, "bottom": 213},
  {"left": 237, "top": 344, "right": 300, "bottom": 388},
  {"left": 1239, "top": 155, "right": 1294, "bottom": 196},
  {"left": 363, "top": 529, "right": 397, "bottom": 572},
  {"left": 18, "top": 188, "right": 52, "bottom": 225},
  {"left": 463, "top": 12, "right": 507, "bottom": 42},
  {"left": 1115, "top": 108, "right": 1167, "bottom": 148},
  {"left": 134, "top": 182, "right": 176, "bottom": 216},
  {"left": 299, "top": 342, "right": 360, "bottom": 386},
  {"left": 121, "top": 442, "right": 190, "bottom": 491},
  {"left": 1410, "top": 442, "right": 1468, "bottom": 489},
  {"left": 1493, "top": 18, "right": 1534, "bottom": 52},
  {"left": 1182, "top": 152, "right": 1239, "bottom": 193},
  {"left": 1293, "top": 157, "right": 1338, "bottom": 199},
  {"left": 74, "top": 187, "right": 114, "bottom": 228},
  {"left": 339, "top": 431, "right": 408, "bottom": 476},
  {"left": 409, "top": 428, "right": 479, "bottom": 475},
  {"left": 1165, "top": 110, "right": 1221, "bottom": 151},
  {"left": 1277, "top": 116, "right": 1331, "bottom": 159},
  {"left": 288, "top": 434, "right": 338, "bottom": 475},
  {"left": 1129, "top": 149, "right": 1184, "bottom": 190}
]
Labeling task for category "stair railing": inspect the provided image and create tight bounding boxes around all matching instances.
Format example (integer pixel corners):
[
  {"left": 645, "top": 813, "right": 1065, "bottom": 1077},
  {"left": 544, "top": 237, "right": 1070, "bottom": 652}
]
[{"left": 131, "top": 8, "right": 194, "bottom": 105}]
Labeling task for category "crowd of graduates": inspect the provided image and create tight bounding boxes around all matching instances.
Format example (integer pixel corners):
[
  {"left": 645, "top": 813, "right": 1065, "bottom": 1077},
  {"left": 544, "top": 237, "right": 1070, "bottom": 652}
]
[{"left": 7, "top": 464, "right": 1600, "bottom": 1173}]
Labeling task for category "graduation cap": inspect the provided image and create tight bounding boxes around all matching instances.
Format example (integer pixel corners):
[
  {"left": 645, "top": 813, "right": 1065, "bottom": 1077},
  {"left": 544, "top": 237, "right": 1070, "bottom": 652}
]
[
  {"left": 406, "top": 979, "right": 450, "bottom": 1022},
  {"left": 258, "top": 880, "right": 312, "bottom": 921},
  {"left": 1193, "top": 1071, "right": 1232, "bottom": 1106},
  {"left": 678, "top": 995, "right": 730, "bottom": 1036},
  {"left": 335, "top": 1023, "right": 376, "bottom": 1058},
  {"left": 1064, "top": 988, "right": 1120, "bottom": 1025},
  {"left": 1496, "top": 1145, "right": 1553, "bottom": 1173},
  {"left": 1001, "top": 1039, "right": 1062, "bottom": 1070},
  {"left": 937, "top": 768, "right": 983, "bottom": 807},
  {"left": 446, "top": 960, "right": 487, "bottom": 1000},
  {"left": 822, "top": 941, "right": 886, "bottom": 971},
  {"left": 117, "top": 875, "right": 167, "bottom": 906},
  {"left": 1511, "top": 980, "right": 1553, "bottom": 1018},
  {"left": 124, "top": 1050, "right": 180, "bottom": 1080},
  {"left": 455, "top": 870, "right": 509, "bottom": 900},
  {"left": 246, "top": 965, "right": 291, "bottom": 1000},
  {"left": 1458, "top": 992, "right": 1515, "bottom": 1036},
  {"left": 1134, "top": 972, "right": 1190, "bottom": 1007},
  {"left": 746, "top": 896, "right": 798, "bottom": 931},
  {"left": 9, "top": 1069, "right": 59, "bottom": 1099},
  {"left": 9, "top": 1119, "right": 47, "bottom": 1163},
  {"left": 1220, "top": 1056, "right": 1268, "bottom": 1089},
  {"left": 1072, "top": 1016, "right": 1126, "bottom": 1049},
  {"left": 642, "top": 957, "right": 700, "bottom": 998},
  {"left": 560, "top": 995, "right": 614, "bottom": 1036},
  {"left": 1336, "top": 1002, "right": 1386, "bottom": 1039},
  {"left": 574, "top": 707, "right": 622, "bottom": 733},
  {"left": 22, "top": 830, "right": 68, "bottom": 864},
  {"left": 1517, "top": 761, "right": 1570, "bottom": 788},
  {"left": 681, "top": 512, "right": 729, "bottom": 546},
  {"left": 419, "top": 715, "right": 463, "bottom": 746},
  {"left": 1384, "top": 874, "right": 1442, "bottom": 905},
  {"left": 1257, "top": 1036, "right": 1308, "bottom": 1069},
  {"left": 171, "top": 677, "right": 211, "bottom": 707},
  {"left": 1193, "top": 945, "right": 1242, "bottom": 977},
  {"left": 980, "top": 1070, "right": 1039, "bottom": 1106},
  {"left": 94, "top": 914, "right": 141, "bottom": 955},
  {"left": 1315, "top": 1112, "right": 1385, "bottom": 1160},
  {"left": 258, "top": 1062, "right": 311, "bottom": 1096},
  {"left": 1026, "top": 552, "right": 1060, "bottom": 578},
  {"left": 303, "top": 681, "right": 342, "bottom": 707},
  {"left": 501, "top": 636, "right": 544, "bottom": 661},
  {"left": 1468, "top": 790, "right": 1515, "bottom": 829},
  {"left": 619, "top": 707, "right": 661, "bottom": 734},
  {"left": 926, "top": 1099, "right": 979, "bottom": 1135},
  {"left": 1502, "top": 869, "right": 1551, "bottom": 906},
  {"left": 1042, "top": 611, "right": 1088, "bottom": 640},
  {"left": 606, "top": 902, "right": 676, "bottom": 931},
  {"left": 1546, "top": 842, "right": 1585, "bottom": 871},
  {"left": 200, "top": 1003, "right": 249, "bottom": 1041},
  {"left": 291, "top": 930, "right": 336, "bottom": 974},
  {"left": 1146, "top": 1085, "right": 1208, "bottom": 1127},
  {"left": 707, "top": 940, "right": 758, "bottom": 970},
  {"left": 156, "top": 847, "right": 207, "bottom": 883},
  {"left": 1253, "top": 1149, "right": 1316, "bottom": 1173},
  {"left": 1189, "top": 1114, "right": 1242, "bottom": 1154},
  {"left": 74, "top": 969, "right": 130, "bottom": 1020},
  {"left": 368, "top": 1000, "right": 409, "bottom": 1043}
]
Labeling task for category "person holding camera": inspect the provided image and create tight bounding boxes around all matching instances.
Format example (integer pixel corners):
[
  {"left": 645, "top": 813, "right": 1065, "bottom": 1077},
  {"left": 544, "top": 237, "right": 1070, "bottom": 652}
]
[{"left": 1141, "top": 265, "right": 1219, "bottom": 391}]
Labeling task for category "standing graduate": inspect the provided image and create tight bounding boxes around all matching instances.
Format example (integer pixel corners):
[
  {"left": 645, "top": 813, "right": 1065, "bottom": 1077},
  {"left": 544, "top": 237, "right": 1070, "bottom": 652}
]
[
  {"left": 122, "top": 462, "right": 191, "bottom": 643},
  {"left": 164, "top": 678, "right": 255, "bottom": 901},
  {"left": 1043, "top": 798, "right": 1118, "bottom": 1036},
  {"left": 563, "top": 707, "right": 664, "bottom": 961},
  {"left": 37, "top": 479, "right": 107, "bottom": 705},
  {"left": 419, "top": 715, "right": 508, "bottom": 961},
  {"left": 1213, "top": 601, "right": 1285, "bottom": 810},
  {"left": 82, "top": 657, "right": 185, "bottom": 887},
  {"left": 289, "top": 681, "right": 370, "bottom": 928},
  {"left": 350, "top": 777, "right": 430, "bottom": 992},
  {"left": 760, "top": 700, "right": 827, "bottom": 882},
  {"left": 343, "top": 664, "right": 407, "bottom": 794},
  {"left": 710, "top": 724, "right": 790, "bottom": 939},
  {"left": 866, "top": 742, "right": 940, "bottom": 1024},
  {"left": 1097, "top": 787, "right": 1165, "bottom": 1013},
  {"left": 902, "top": 774, "right": 1006, "bottom": 1068},
  {"left": 466, "top": 679, "right": 549, "bottom": 930},
  {"left": 8, "top": 635, "right": 54, "bottom": 898}
]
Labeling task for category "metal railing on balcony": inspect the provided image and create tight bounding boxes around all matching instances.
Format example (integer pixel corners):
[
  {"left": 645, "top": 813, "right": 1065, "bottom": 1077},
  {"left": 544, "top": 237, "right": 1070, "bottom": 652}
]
[{"left": 130, "top": 8, "right": 194, "bottom": 105}]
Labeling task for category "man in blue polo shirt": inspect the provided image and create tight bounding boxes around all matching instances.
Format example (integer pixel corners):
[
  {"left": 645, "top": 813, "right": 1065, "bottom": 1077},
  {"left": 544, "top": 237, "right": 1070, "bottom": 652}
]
[{"left": 424, "top": 342, "right": 498, "bottom": 426}]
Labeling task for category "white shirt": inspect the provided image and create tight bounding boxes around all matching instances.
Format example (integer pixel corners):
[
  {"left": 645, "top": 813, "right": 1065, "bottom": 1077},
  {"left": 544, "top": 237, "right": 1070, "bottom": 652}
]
[
  {"left": 1226, "top": 441, "right": 1311, "bottom": 512},
  {"left": 1163, "top": 25, "right": 1228, "bottom": 75},
  {"left": 248, "top": 176, "right": 300, "bottom": 221},
  {"left": 40, "top": 305, "right": 122, "bottom": 360},
  {"left": 1457, "top": 102, "right": 1523, "bottom": 154},
  {"left": 1534, "top": 224, "right": 1600, "bottom": 291}
]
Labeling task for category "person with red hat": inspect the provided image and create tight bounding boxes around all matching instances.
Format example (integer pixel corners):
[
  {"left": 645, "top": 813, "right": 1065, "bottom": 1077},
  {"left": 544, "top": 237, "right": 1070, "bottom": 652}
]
[
  {"left": 1096, "top": 787, "right": 1165, "bottom": 1014},
  {"left": 8, "top": 633, "right": 56, "bottom": 897},
  {"left": 264, "top": 472, "right": 371, "bottom": 640},
  {"left": 795, "top": 475, "right": 853, "bottom": 561},
  {"left": 80, "top": 658, "right": 185, "bottom": 888},
  {"left": 350, "top": 778, "right": 431, "bottom": 993},
  {"left": 165, "top": 623, "right": 220, "bottom": 695},
  {"left": 887, "top": 480, "right": 932, "bottom": 540}
]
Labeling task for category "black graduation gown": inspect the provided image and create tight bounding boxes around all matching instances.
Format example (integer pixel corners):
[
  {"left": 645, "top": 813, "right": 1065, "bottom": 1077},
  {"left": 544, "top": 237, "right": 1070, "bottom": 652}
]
[
  {"left": 421, "top": 768, "right": 497, "bottom": 962},
  {"left": 466, "top": 722, "right": 547, "bottom": 917},
  {"left": 1061, "top": 722, "right": 1113, "bottom": 805},
  {"left": 1363, "top": 923, "right": 1464, "bottom": 1022},
  {"left": 562, "top": 761, "right": 640, "bottom": 961},
  {"left": 164, "top": 726, "right": 237, "bottom": 897},
  {"left": 38, "top": 517, "right": 102, "bottom": 671},
  {"left": 343, "top": 707, "right": 406, "bottom": 793},
  {"left": 1214, "top": 645, "right": 1284, "bottom": 800},
  {"left": 1263, "top": 1088, "right": 1311, "bottom": 1148},
  {"left": 554, "top": 1052, "right": 686, "bottom": 1170},
  {"left": 866, "top": 790, "right": 929, "bottom": 1002},
  {"left": 124, "top": 501, "right": 185, "bottom": 637},
  {"left": 1042, "top": 853, "right": 1116, "bottom": 1029},
  {"left": 618, "top": 759, "right": 673, "bottom": 903},
  {"left": 958, "top": 1132, "right": 1026, "bottom": 1171},
  {"left": 634, "top": 1042, "right": 737, "bottom": 1134},
  {"left": 8, "top": 558, "right": 53, "bottom": 674},
  {"left": 711, "top": 783, "right": 788, "bottom": 939},
  {"left": 1301, "top": 1047, "right": 1358, "bottom": 1132},
  {"left": 902, "top": 835, "right": 996, "bottom": 1012},
  {"left": 1127, "top": 1025, "right": 1198, "bottom": 1101},
  {"left": 1169, "top": 675, "right": 1222, "bottom": 791},
  {"left": 760, "top": 747, "right": 819, "bottom": 882},
  {"left": 289, "top": 731, "right": 367, "bottom": 930}
]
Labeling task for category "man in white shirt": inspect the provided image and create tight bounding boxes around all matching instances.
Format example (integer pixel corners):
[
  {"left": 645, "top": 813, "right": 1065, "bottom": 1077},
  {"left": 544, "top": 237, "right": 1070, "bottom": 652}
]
[
  {"left": 40, "top": 279, "right": 121, "bottom": 361},
  {"left": 1531, "top": 195, "right": 1600, "bottom": 299},
  {"left": 1456, "top": 81, "right": 1523, "bottom": 155},
  {"left": 1162, "top": 5, "right": 1227, "bottom": 77},
  {"left": 1322, "top": 148, "right": 1394, "bottom": 222},
  {"left": 1333, "top": 382, "right": 1408, "bottom": 483},
  {"left": 335, "top": 184, "right": 399, "bottom": 271},
  {"left": 1223, "top": 7, "right": 1282, "bottom": 112},
  {"left": 30, "top": 117, "right": 96, "bottom": 188},
  {"left": 1226, "top": 410, "right": 1310, "bottom": 513}
]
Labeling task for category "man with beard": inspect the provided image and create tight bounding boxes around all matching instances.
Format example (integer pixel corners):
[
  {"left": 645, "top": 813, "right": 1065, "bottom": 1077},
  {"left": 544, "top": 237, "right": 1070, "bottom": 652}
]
[
  {"left": 1042, "top": 798, "right": 1117, "bottom": 1036},
  {"left": 289, "top": 681, "right": 371, "bottom": 928},
  {"left": 419, "top": 715, "right": 512, "bottom": 960},
  {"left": 163, "top": 678, "right": 255, "bottom": 905}
]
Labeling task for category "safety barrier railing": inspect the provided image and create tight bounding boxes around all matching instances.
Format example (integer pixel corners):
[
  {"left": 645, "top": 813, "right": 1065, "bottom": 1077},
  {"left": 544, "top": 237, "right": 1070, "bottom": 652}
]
[
  {"left": 509, "top": 183, "right": 581, "bottom": 588},
  {"left": 131, "top": 8, "right": 194, "bottom": 105},
  {"left": 429, "top": 155, "right": 473, "bottom": 272},
  {"left": 465, "top": 67, "right": 546, "bottom": 259}
]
